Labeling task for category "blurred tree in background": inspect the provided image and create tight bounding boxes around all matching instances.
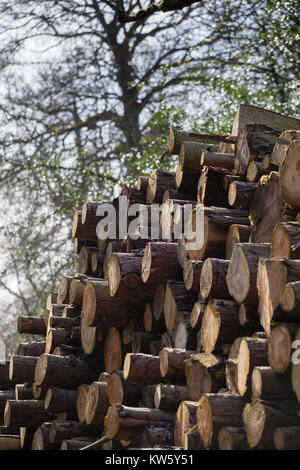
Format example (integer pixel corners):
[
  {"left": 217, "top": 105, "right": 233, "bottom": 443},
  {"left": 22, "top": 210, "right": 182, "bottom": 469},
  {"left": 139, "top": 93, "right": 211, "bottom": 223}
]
[{"left": 0, "top": 0, "right": 298, "bottom": 351}]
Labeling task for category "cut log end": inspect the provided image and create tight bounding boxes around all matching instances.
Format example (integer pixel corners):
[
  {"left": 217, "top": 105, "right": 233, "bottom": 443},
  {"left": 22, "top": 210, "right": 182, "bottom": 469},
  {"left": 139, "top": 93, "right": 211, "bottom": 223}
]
[
  {"left": 107, "top": 372, "right": 124, "bottom": 406},
  {"left": 105, "top": 405, "right": 119, "bottom": 439}
]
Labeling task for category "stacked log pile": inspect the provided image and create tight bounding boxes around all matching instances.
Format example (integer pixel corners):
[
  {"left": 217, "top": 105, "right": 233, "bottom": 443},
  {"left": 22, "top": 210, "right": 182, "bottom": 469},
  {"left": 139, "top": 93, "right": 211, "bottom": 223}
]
[{"left": 1, "top": 105, "right": 300, "bottom": 450}]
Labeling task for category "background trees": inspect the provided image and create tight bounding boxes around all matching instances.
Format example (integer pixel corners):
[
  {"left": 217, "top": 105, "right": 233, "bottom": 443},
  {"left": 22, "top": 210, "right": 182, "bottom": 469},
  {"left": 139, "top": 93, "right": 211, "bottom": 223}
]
[{"left": 0, "top": 0, "right": 298, "bottom": 350}]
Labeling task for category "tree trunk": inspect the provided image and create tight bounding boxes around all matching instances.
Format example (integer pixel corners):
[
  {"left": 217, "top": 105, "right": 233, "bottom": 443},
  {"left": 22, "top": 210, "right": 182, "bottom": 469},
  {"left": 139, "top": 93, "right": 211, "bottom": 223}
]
[
  {"left": 107, "top": 370, "right": 143, "bottom": 407},
  {"left": 168, "top": 129, "right": 232, "bottom": 154},
  {"left": 201, "top": 151, "right": 234, "bottom": 170},
  {"left": 225, "top": 224, "right": 251, "bottom": 260},
  {"left": 279, "top": 139, "right": 300, "bottom": 209},
  {"left": 159, "top": 347, "right": 193, "bottom": 378},
  {"left": 186, "top": 206, "right": 250, "bottom": 261},
  {"left": 185, "top": 352, "right": 226, "bottom": 400},
  {"left": 234, "top": 123, "right": 282, "bottom": 176},
  {"left": 105, "top": 404, "right": 175, "bottom": 441},
  {"left": 200, "top": 299, "right": 240, "bottom": 353},
  {"left": 174, "top": 400, "right": 198, "bottom": 447},
  {"left": 57, "top": 276, "right": 73, "bottom": 304},
  {"left": 154, "top": 384, "right": 189, "bottom": 410},
  {"left": 249, "top": 171, "right": 285, "bottom": 243},
  {"left": 85, "top": 381, "right": 109, "bottom": 426},
  {"left": 4, "top": 400, "right": 53, "bottom": 428},
  {"left": 197, "top": 166, "right": 229, "bottom": 208},
  {"left": 197, "top": 393, "right": 247, "bottom": 449},
  {"left": 164, "top": 281, "right": 197, "bottom": 332},
  {"left": 49, "top": 420, "right": 98, "bottom": 444},
  {"left": 9, "top": 355, "right": 38, "bottom": 384},
  {"left": 123, "top": 353, "right": 173, "bottom": 384},
  {"left": 227, "top": 242, "right": 270, "bottom": 304},
  {"left": 35, "top": 353, "right": 101, "bottom": 389},
  {"left": 82, "top": 279, "right": 129, "bottom": 328},
  {"left": 272, "top": 221, "right": 300, "bottom": 259},
  {"left": 16, "top": 341, "right": 46, "bottom": 357},
  {"left": 252, "top": 366, "right": 293, "bottom": 400},
  {"left": 268, "top": 323, "right": 299, "bottom": 374},
  {"left": 80, "top": 321, "right": 98, "bottom": 355},
  {"left": 74, "top": 238, "right": 98, "bottom": 254},
  {"left": 146, "top": 170, "right": 176, "bottom": 204},
  {"left": 257, "top": 258, "right": 300, "bottom": 336},
  {"left": 246, "top": 161, "right": 269, "bottom": 182},
  {"left": 44, "top": 387, "right": 77, "bottom": 415},
  {"left": 141, "top": 242, "right": 181, "bottom": 284},
  {"left": 17, "top": 315, "right": 46, "bottom": 336},
  {"left": 228, "top": 181, "right": 256, "bottom": 209},
  {"left": 183, "top": 259, "right": 203, "bottom": 292},
  {"left": 76, "top": 384, "right": 90, "bottom": 423},
  {"left": 243, "top": 399, "right": 300, "bottom": 449},
  {"left": 173, "top": 311, "right": 197, "bottom": 350},
  {"left": 190, "top": 300, "right": 206, "bottom": 329},
  {"left": 200, "top": 258, "right": 230, "bottom": 299},
  {"left": 226, "top": 337, "right": 269, "bottom": 396},
  {"left": 107, "top": 252, "right": 143, "bottom": 295},
  {"left": 104, "top": 327, "right": 124, "bottom": 374}
]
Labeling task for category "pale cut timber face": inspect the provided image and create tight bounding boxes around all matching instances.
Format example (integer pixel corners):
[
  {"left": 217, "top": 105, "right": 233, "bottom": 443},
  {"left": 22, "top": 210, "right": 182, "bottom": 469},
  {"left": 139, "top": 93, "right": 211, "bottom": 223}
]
[
  {"left": 107, "top": 372, "right": 124, "bottom": 406},
  {"left": 77, "top": 385, "right": 89, "bottom": 423},
  {"left": 245, "top": 401, "right": 265, "bottom": 448},
  {"left": 200, "top": 258, "right": 213, "bottom": 299},
  {"left": 80, "top": 320, "right": 97, "bottom": 355},
  {"left": 35, "top": 354, "right": 48, "bottom": 386},
  {"left": 201, "top": 301, "right": 220, "bottom": 353},
  {"left": 280, "top": 140, "right": 300, "bottom": 209},
  {"left": 251, "top": 367, "right": 262, "bottom": 399},
  {"left": 197, "top": 395, "right": 212, "bottom": 449},
  {"left": 123, "top": 354, "right": 131, "bottom": 380},
  {"left": 281, "top": 283, "right": 296, "bottom": 311},
  {"left": 237, "top": 339, "right": 250, "bottom": 396},
  {"left": 226, "top": 244, "right": 250, "bottom": 303},
  {"left": 268, "top": 325, "right": 291, "bottom": 373},
  {"left": 104, "top": 327, "right": 122, "bottom": 374},
  {"left": 82, "top": 281, "right": 96, "bottom": 326},
  {"left": 105, "top": 405, "right": 120, "bottom": 439},
  {"left": 71, "top": 211, "right": 80, "bottom": 238},
  {"left": 271, "top": 224, "right": 290, "bottom": 258},
  {"left": 141, "top": 243, "right": 151, "bottom": 283},
  {"left": 107, "top": 255, "right": 121, "bottom": 296},
  {"left": 85, "top": 383, "right": 99, "bottom": 425}
]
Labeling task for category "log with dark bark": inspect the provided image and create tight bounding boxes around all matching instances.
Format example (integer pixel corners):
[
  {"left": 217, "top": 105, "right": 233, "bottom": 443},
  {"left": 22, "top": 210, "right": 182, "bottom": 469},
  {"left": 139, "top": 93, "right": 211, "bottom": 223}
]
[
  {"left": 17, "top": 315, "right": 46, "bottom": 336},
  {"left": 280, "top": 281, "right": 300, "bottom": 315},
  {"left": 186, "top": 206, "right": 250, "bottom": 261},
  {"left": 185, "top": 352, "right": 226, "bottom": 401},
  {"left": 234, "top": 123, "right": 282, "bottom": 176},
  {"left": 107, "top": 252, "right": 143, "bottom": 295},
  {"left": 9, "top": 355, "right": 38, "bottom": 384},
  {"left": 164, "top": 281, "right": 197, "bottom": 332},
  {"left": 183, "top": 259, "right": 203, "bottom": 292},
  {"left": 72, "top": 210, "right": 98, "bottom": 240},
  {"left": 4, "top": 400, "right": 54, "bottom": 428},
  {"left": 154, "top": 384, "right": 189, "bottom": 410},
  {"left": 107, "top": 371, "right": 143, "bottom": 407},
  {"left": 238, "top": 304, "right": 260, "bottom": 330},
  {"left": 168, "top": 129, "right": 233, "bottom": 155},
  {"left": 279, "top": 139, "right": 300, "bottom": 209},
  {"left": 226, "top": 242, "right": 270, "bottom": 304},
  {"left": 197, "top": 166, "right": 229, "bottom": 208},
  {"left": 201, "top": 151, "right": 234, "bottom": 170},
  {"left": 44, "top": 387, "right": 77, "bottom": 416},
  {"left": 91, "top": 251, "right": 104, "bottom": 276},
  {"left": 225, "top": 224, "right": 252, "bottom": 260},
  {"left": 179, "top": 141, "right": 209, "bottom": 171},
  {"left": 190, "top": 300, "right": 206, "bottom": 329},
  {"left": 85, "top": 381, "right": 109, "bottom": 426},
  {"left": 104, "top": 327, "right": 129, "bottom": 373},
  {"left": 271, "top": 130, "right": 300, "bottom": 166},
  {"left": 49, "top": 420, "right": 98, "bottom": 444},
  {"left": 141, "top": 424, "right": 174, "bottom": 448},
  {"left": 249, "top": 171, "right": 285, "bottom": 243},
  {"left": 49, "top": 316, "right": 79, "bottom": 330},
  {"left": 0, "top": 435, "right": 21, "bottom": 450},
  {"left": 74, "top": 238, "right": 98, "bottom": 254},
  {"left": 223, "top": 174, "right": 240, "bottom": 191},
  {"left": 174, "top": 400, "right": 198, "bottom": 447},
  {"left": 200, "top": 299, "right": 240, "bottom": 353},
  {"left": 218, "top": 427, "right": 248, "bottom": 450},
  {"left": 105, "top": 404, "right": 175, "bottom": 441},
  {"left": 57, "top": 276, "right": 73, "bottom": 304},
  {"left": 243, "top": 398, "right": 300, "bottom": 449},
  {"left": 274, "top": 426, "right": 300, "bottom": 450},
  {"left": 228, "top": 181, "right": 256, "bottom": 209},
  {"left": 146, "top": 170, "right": 176, "bottom": 204},
  {"left": 35, "top": 353, "right": 101, "bottom": 389},
  {"left": 197, "top": 393, "right": 247, "bottom": 449},
  {"left": 159, "top": 347, "right": 193, "bottom": 379},
  {"left": 82, "top": 279, "right": 129, "bottom": 328},
  {"left": 252, "top": 366, "right": 293, "bottom": 400},
  {"left": 246, "top": 161, "right": 269, "bottom": 182},
  {"left": 78, "top": 246, "right": 99, "bottom": 275},
  {"left": 123, "top": 353, "right": 173, "bottom": 384},
  {"left": 257, "top": 259, "right": 300, "bottom": 336},
  {"left": 17, "top": 341, "right": 46, "bottom": 357},
  {"left": 200, "top": 258, "right": 230, "bottom": 299},
  {"left": 272, "top": 221, "right": 300, "bottom": 259},
  {"left": 141, "top": 242, "right": 181, "bottom": 284},
  {"left": 15, "top": 384, "right": 33, "bottom": 400},
  {"left": 183, "top": 424, "right": 204, "bottom": 450},
  {"left": 226, "top": 337, "right": 269, "bottom": 396}
]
